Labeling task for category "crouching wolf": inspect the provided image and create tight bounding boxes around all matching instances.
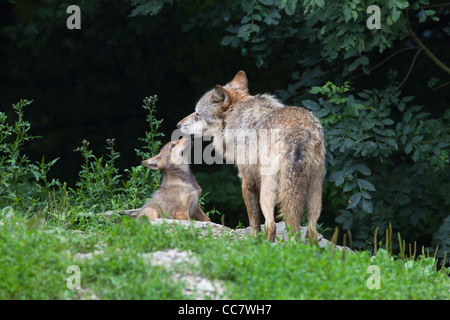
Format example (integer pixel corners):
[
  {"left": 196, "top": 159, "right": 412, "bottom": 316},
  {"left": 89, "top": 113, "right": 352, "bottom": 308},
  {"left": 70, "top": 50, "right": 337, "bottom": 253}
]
[
  {"left": 177, "top": 71, "right": 325, "bottom": 241},
  {"left": 137, "top": 137, "right": 210, "bottom": 222}
]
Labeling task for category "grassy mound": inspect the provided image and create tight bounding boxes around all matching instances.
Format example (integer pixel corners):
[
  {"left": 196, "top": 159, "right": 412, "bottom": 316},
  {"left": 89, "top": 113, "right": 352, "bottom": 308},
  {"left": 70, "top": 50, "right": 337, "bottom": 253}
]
[{"left": 1, "top": 211, "right": 448, "bottom": 300}]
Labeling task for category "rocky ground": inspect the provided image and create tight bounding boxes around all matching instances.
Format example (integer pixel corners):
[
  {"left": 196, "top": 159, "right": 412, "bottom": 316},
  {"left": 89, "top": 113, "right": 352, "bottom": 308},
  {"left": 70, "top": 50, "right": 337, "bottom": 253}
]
[{"left": 89, "top": 214, "right": 353, "bottom": 300}]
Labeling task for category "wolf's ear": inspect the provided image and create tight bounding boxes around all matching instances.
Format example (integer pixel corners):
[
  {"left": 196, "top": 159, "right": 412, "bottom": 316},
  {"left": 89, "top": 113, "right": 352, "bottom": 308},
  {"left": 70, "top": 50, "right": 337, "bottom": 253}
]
[
  {"left": 230, "top": 70, "right": 248, "bottom": 91},
  {"left": 212, "top": 85, "right": 230, "bottom": 106},
  {"left": 142, "top": 156, "right": 160, "bottom": 170}
]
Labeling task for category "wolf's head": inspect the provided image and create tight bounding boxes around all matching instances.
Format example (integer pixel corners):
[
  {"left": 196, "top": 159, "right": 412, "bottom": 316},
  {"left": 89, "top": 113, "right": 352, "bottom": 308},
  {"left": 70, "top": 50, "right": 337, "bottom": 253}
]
[
  {"left": 177, "top": 71, "right": 249, "bottom": 137},
  {"left": 142, "top": 137, "right": 191, "bottom": 170}
]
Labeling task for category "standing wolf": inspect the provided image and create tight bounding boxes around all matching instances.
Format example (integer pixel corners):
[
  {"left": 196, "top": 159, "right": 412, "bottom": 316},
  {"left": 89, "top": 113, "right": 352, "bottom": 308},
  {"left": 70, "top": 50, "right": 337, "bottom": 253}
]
[{"left": 177, "top": 71, "right": 325, "bottom": 241}]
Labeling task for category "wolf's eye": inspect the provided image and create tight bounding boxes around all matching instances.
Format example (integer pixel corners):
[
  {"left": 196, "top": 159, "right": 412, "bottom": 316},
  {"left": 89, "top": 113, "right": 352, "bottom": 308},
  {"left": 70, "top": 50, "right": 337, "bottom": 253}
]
[
  {"left": 194, "top": 113, "right": 199, "bottom": 121},
  {"left": 170, "top": 144, "right": 176, "bottom": 150}
]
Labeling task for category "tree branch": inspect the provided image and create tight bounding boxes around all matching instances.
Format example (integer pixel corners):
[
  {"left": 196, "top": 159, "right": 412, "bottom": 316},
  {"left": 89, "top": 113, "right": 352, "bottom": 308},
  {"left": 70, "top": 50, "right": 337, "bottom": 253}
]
[
  {"left": 350, "top": 47, "right": 418, "bottom": 80},
  {"left": 394, "top": 47, "right": 423, "bottom": 92},
  {"left": 431, "top": 81, "right": 450, "bottom": 91},
  {"left": 422, "top": 2, "right": 450, "bottom": 9},
  {"left": 406, "top": 17, "right": 450, "bottom": 75}
]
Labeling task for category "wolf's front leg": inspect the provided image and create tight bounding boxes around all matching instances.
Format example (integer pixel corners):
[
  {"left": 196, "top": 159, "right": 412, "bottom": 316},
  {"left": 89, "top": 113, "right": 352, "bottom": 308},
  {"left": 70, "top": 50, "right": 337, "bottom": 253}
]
[{"left": 137, "top": 207, "right": 160, "bottom": 221}]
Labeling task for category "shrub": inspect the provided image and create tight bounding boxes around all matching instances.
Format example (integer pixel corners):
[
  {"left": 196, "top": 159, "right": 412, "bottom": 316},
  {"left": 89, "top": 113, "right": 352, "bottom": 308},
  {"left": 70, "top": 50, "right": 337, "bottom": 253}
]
[
  {"left": 301, "top": 81, "right": 449, "bottom": 262},
  {"left": 0, "top": 96, "right": 165, "bottom": 230},
  {"left": 0, "top": 99, "right": 60, "bottom": 215}
]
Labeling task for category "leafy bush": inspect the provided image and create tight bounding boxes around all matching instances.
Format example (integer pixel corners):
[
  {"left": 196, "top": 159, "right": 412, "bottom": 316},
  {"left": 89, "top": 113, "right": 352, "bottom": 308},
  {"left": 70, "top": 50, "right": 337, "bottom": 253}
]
[
  {"left": 0, "top": 96, "right": 164, "bottom": 230},
  {"left": 301, "top": 81, "right": 449, "bottom": 260},
  {"left": 0, "top": 99, "right": 60, "bottom": 214},
  {"left": 69, "top": 96, "right": 164, "bottom": 213}
]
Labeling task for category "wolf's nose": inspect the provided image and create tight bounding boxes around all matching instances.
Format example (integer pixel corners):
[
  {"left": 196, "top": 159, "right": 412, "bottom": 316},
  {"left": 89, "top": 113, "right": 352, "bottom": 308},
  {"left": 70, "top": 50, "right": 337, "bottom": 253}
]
[{"left": 176, "top": 122, "right": 181, "bottom": 129}]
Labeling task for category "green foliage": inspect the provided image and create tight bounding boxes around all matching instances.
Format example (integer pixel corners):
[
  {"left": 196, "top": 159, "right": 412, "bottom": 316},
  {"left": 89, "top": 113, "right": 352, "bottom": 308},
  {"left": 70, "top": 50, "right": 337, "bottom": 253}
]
[
  {"left": 0, "top": 97, "right": 165, "bottom": 230},
  {"left": 0, "top": 99, "right": 60, "bottom": 214},
  {"left": 67, "top": 95, "right": 164, "bottom": 220},
  {"left": 127, "top": 0, "right": 174, "bottom": 17},
  {"left": 195, "top": 0, "right": 441, "bottom": 70},
  {"left": 196, "top": 166, "right": 245, "bottom": 213},
  {"left": 303, "top": 81, "right": 449, "bottom": 256},
  {"left": 69, "top": 96, "right": 164, "bottom": 214},
  {"left": 70, "top": 139, "right": 122, "bottom": 211}
]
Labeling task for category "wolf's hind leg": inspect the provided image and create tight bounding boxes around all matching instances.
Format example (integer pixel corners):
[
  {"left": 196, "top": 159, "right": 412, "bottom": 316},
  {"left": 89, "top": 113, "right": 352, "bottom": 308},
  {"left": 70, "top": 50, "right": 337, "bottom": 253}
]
[
  {"left": 193, "top": 206, "right": 211, "bottom": 222},
  {"left": 242, "top": 179, "right": 262, "bottom": 236},
  {"left": 305, "top": 171, "right": 323, "bottom": 241},
  {"left": 259, "top": 175, "right": 277, "bottom": 242}
]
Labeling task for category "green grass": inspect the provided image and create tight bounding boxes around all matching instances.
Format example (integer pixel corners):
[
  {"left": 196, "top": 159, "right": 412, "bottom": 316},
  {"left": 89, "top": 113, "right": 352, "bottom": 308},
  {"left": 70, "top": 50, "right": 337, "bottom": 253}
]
[{"left": 1, "top": 211, "right": 449, "bottom": 300}]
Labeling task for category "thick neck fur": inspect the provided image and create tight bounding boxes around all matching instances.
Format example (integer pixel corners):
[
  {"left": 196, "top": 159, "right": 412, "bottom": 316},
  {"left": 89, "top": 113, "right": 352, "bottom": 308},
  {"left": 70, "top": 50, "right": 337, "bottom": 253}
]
[
  {"left": 212, "top": 93, "right": 284, "bottom": 162},
  {"left": 159, "top": 166, "right": 199, "bottom": 190}
]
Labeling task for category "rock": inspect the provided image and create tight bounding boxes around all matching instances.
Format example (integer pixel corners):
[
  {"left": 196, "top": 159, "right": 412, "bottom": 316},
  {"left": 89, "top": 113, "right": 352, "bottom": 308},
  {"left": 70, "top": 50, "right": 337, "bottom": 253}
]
[
  {"left": 76, "top": 288, "right": 100, "bottom": 300},
  {"left": 141, "top": 248, "right": 199, "bottom": 267},
  {"left": 142, "top": 248, "right": 226, "bottom": 299},
  {"left": 73, "top": 250, "right": 104, "bottom": 261},
  {"left": 150, "top": 218, "right": 237, "bottom": 239},
  {"left": 173, "top": 273, "right": 226, "bottom": 300},
  {"left": 149, "top": 218, "right": 354, "bottom": 253}
]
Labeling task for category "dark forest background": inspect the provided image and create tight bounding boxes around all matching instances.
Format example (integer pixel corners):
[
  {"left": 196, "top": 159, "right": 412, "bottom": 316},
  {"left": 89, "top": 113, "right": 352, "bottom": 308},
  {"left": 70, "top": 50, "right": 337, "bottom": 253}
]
[{"left": 0, "top": 0, "right": 449, "bottom": 256}]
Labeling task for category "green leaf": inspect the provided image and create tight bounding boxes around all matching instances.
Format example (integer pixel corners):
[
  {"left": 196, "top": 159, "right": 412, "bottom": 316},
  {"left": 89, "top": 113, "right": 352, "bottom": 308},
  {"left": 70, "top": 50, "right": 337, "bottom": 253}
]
[
  {"left": 403, "top": 111, "right": 412, "bottom": 123},
  {"left": 221, "top": 36, "right": 235, "bottom": 46},
  {"left": 242, "top": 0, "right": 256, "bottom": 13},
  {"left": 343, "top": 180, "right": 357, "bottom": 192},
  {"left": 302, "top": 99, "right": 320, "bottom": 111},
  {"left": 359, "top": 55, "right": 369, "bottom": 65},
  {"left": 412, "top": 149, "right": 420, "bottom": 162},
  {"left": 410, "top": 135, "right": 423, "bottom": 144},
  {"left": 258, "top": 0, "right": 273, "bottom": 5},
  {"left": 335, "top": 210, "right": 353, "bottom": 229},
  {"left": 361, "top": 198, "right": 373, "bottom": 213},
  {"left": 393, "top": 0, "right": 409, "bottom": 9},
  {"left": 358, "top": 178, "right": 375, "bottom": 191},
  {"left": 314, "top": 109, "right": 330, "bottom": 118},
  {"left": 316, "top": 0, "right": 325, "bottom": 8},
  {"left": 419, "top": 11, "right": 426, "bottom": 23},
  {"left": 383, "top": 118, "right": 394, "bottom": 125},
  {"left": 237, "top": 23, "right": 260, "bottom": 38},
  {"left": 284, "top": 0, "right": 298, "bottom": 15},
  {"left": 386, "top": 138, "right": 398, "bottom": 150},
  {"left": 308, "top": 86, "right": 323, "bottom": 95},
  {"left": 391, "top": 7, "right": 401, "bottom": 23},
  {"left": 404, "top": 143, "right": 413, "bottom": 154},
  {"left": 347, "top": 192, "right": 362, "bottom": 209},
  {"left": 277, "top": 0, "right": 287, "bottom": 10},
  {"left": 343, "top": 4, "right": 352, "bottom": 23},
  {"left": 129, "top": 0, "right": 171, "bottom": 17},
  {"left": 356, "top": 163, "right": 371, "bottom": 176},
  {"left": 330, "top": 170, "right": 345, "bottom": 187}
]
